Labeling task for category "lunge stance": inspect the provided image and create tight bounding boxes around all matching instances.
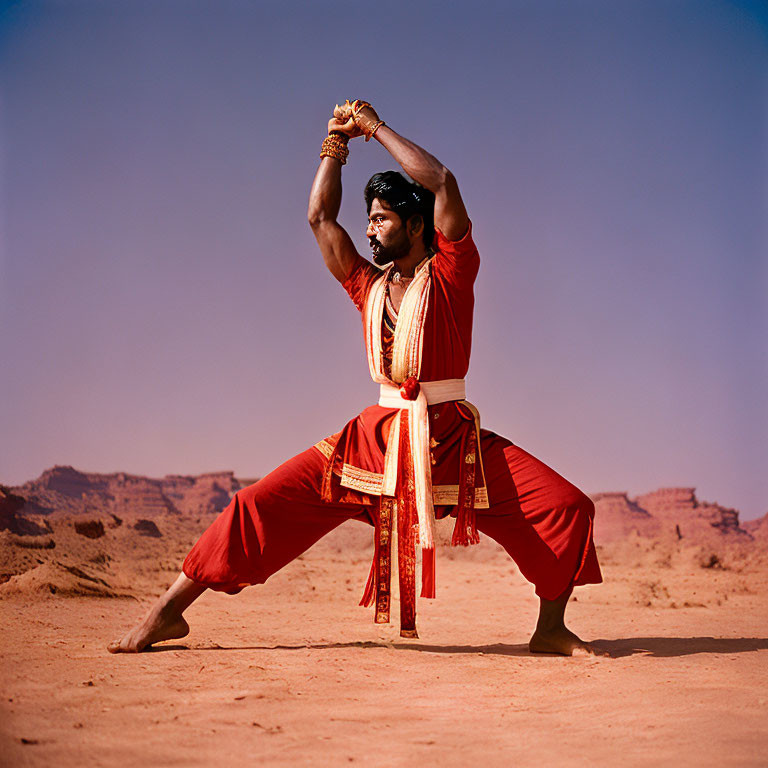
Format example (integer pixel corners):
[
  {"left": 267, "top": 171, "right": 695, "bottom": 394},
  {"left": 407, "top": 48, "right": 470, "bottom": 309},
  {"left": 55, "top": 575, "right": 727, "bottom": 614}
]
[{"left": 109, "top": 100, "right": 603, "bottom": 655}]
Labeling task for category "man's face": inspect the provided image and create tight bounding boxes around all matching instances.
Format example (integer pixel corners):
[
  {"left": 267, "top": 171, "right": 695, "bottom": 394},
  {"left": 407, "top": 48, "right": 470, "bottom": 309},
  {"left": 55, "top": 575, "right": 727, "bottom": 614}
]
[{"left": 366, "top": 198, "right": 410, "bottom": 266}]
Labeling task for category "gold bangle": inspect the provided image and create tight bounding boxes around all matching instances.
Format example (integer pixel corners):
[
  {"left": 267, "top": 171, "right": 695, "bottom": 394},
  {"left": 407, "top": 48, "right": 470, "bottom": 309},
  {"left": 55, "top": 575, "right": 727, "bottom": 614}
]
[
  {"left": 350, "top": 101, "right": 383, "bottom": 141},
  {"left": 367, "top": 120, "right": 385, "bottom": 141},
  {"left": 328, "top": 131, "right": 350, "bottom": 143},
  {"left": 350, "top": 99, "right": 372, "bottom": 116},
  {"left": 320, "top": 134, "right": 349, "bottom": 164}
]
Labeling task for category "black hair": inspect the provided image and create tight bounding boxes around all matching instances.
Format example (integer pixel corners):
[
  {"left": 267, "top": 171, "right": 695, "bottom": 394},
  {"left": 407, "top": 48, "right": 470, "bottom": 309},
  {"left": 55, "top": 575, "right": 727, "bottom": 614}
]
[{"left": 364, "top": 171, "right": 435, "bottom": 248}]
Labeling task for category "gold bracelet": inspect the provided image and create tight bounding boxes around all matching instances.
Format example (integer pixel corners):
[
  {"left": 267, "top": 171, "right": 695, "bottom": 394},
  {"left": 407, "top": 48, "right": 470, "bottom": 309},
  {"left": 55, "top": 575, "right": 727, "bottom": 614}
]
[
  {"left": 320, "top": 133, "right": 350, "bottom": 164},
  {"left": 350, "top": 100, "right": 384, "bottom": 141},
  {"left": 367, "top": 120, "right": 385, "bottom": 141},
  {"left": 350, "top": 99, "right": 372, "bottom": 115}
]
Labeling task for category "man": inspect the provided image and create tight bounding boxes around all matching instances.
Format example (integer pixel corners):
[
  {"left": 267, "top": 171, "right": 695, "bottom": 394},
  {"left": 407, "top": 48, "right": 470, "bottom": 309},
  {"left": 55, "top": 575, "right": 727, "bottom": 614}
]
[{"left": 108, "top": 100, "right": 603, "bottom": 656}]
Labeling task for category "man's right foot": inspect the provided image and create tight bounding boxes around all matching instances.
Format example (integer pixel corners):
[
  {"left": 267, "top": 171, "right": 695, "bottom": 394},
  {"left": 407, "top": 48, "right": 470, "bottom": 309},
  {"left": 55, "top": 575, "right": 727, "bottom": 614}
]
[{"left": 107, "top": 610, "right": 189, "bottom": 653}]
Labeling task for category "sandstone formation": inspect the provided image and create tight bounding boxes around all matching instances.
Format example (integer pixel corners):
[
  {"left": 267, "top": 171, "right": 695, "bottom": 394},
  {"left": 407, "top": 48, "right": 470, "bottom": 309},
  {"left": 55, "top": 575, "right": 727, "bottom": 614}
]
[
  {"left": 74, "top": 520, "right": 106, "bottom": 539},
  {"left": 590, "top": 492, "right": 660, "bottom": 544},
  {"left": 0, "top": 485, "right": 52, "bottom": 536},
  {"left": 591, "top": 487, "right": 754, "bottom": 547},
  {"left": 744, "top": 511, "right": 768, "bottom": 540},
  {"left": 633, "top": 487, "right": 751, "bottom": 543},
  {"left": 0, "top": 560, "right": 126, "bottom": 597},
  {"left": 11, "top": 465, "right": 244, "bottom": 520},
  {"left": 1, "top": 466, "right": 765, "bottom": 598},
  {"left": 133, "top": 519, "right": 162, "bottom": 538}
]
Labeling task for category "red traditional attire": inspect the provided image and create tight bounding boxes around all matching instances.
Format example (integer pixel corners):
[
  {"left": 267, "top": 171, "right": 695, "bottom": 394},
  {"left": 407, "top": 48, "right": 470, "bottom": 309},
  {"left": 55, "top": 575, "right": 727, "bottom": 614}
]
[{"left": 183, "top": 222, "right": 602, "bottom": 637}]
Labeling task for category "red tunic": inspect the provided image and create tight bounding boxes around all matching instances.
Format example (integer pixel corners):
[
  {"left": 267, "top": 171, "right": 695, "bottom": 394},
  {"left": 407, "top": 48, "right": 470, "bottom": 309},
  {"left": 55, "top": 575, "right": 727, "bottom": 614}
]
[{"left": 315, "top": 223, "right": 485, "bottom": 518}]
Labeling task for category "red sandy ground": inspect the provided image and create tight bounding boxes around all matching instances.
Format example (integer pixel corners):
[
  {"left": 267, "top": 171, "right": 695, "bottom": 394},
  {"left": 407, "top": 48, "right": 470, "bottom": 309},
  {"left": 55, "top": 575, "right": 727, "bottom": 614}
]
[{"left": 1, "top": 525, "right": 767, "bottom": 767}]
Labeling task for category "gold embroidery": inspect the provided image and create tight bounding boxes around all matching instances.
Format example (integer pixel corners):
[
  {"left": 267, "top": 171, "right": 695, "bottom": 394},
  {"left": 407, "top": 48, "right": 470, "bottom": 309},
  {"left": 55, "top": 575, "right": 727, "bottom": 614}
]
[
  {"left": 340, "top": 463, "right": 384, "bottom": 494},
  {"left": 432, "top": 485, "right": 489, "bottom": 508},
  {"left": 313, "top": 439, "right": 335, "bottom": 459}
]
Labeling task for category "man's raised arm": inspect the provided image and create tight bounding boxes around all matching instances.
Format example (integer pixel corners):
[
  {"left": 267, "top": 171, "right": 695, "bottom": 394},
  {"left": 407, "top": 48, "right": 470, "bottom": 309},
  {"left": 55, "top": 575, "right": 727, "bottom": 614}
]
[
  {"left": 307, "top": 118, "right": 362, "bottom": 283},
  {"left": 335, "top": 100, "right": 470, "bottom": 242}
]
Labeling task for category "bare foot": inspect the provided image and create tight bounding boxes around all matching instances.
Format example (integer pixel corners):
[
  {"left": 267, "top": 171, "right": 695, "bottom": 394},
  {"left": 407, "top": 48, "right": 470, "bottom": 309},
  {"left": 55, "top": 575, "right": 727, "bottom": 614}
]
[
  {"left": 529, "top": 625, "right": 608, "bottom": 657},
  {"left": 107, "top": 607, "right": 189, "bottom": 653}
]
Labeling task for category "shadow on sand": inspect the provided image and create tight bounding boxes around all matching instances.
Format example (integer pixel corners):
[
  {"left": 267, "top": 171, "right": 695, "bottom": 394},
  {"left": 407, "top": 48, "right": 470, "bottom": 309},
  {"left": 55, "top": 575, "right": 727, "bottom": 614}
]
[{"left": 148, "top": 637, "right": 768, "bottom": 658}]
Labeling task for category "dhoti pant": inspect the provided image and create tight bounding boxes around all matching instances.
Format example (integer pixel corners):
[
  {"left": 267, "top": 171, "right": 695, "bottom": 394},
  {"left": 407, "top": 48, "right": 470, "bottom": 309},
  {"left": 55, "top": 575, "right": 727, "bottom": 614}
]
[{"left": 182, "top": 430, "right": 602, "bottom": 603}]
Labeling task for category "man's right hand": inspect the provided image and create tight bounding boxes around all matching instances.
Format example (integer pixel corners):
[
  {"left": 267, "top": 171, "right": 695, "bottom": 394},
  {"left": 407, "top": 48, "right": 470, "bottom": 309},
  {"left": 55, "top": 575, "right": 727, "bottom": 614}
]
[{"left": 328, "top": 114, "right": 362, "bottom": 138}]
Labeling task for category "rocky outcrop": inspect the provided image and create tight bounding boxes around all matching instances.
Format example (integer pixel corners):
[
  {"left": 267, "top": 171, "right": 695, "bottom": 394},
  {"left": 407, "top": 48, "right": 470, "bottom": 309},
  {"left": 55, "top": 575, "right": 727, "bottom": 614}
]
[
  {"left": 634, "top": 487, "right": 751, "bottom": 543},
  {"left": 0, "top": 561, "right": 127, "bottom": 598},
  {"left": 74, "top": 520, "right": 105, "bottom": 539},
  {"left": 133, "top": 519, "right": 161, "bottom": 538},
  {"left": 0, "top": 485, "right": 52, "bottom": 536},
  {"left": 591, "top": 486, "right": 754, "bottom": 549},
  {"left": 744, "top": 512, "right": 768, "bottom": 540},
  {"left": 11, "top": 467, "right": 244, "bottom": 520},
  {"left": 160, "top": 472, "right": 240, "bottom": 515},
  {"left": 8, "top": 468, "right": 761, "bottom": 555},
  {"left": 591, "top": 492, "right": 661, "bottom": 543}
]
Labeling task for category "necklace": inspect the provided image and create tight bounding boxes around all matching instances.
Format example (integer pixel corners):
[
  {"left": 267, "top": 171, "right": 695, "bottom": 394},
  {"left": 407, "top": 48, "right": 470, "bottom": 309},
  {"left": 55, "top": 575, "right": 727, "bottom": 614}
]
[{"left": 390, "top": 269, "right": 413, "bottom": 286}]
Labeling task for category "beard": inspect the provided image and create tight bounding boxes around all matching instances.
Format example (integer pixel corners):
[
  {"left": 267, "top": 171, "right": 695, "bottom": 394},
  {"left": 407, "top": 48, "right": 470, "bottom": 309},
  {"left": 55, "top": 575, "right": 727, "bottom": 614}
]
[{"left": 370, "top": 232, "right": 410, "bottom": 266}]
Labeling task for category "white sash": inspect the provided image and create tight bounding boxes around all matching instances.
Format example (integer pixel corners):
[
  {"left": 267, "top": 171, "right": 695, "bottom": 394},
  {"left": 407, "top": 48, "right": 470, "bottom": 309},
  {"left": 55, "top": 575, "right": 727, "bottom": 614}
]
[{"left": 362, "top": 257, "right": 437, "bottom": 548}]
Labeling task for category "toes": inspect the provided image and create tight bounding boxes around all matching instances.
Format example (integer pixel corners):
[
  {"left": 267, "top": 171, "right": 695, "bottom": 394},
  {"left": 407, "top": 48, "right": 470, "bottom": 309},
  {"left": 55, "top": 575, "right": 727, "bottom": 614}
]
[
  {"left": 572, "top": 643, "right": 610, "bottom": 658},
  {"left": 107, "top": 637, "right": 139, "bottom": 654}
]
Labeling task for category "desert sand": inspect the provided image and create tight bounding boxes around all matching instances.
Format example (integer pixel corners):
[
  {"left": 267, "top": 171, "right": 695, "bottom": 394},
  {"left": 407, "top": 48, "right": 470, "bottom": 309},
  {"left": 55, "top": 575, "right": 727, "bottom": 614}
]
[{"left": 1, "top": 469, "right": 767, "bottom": 767}]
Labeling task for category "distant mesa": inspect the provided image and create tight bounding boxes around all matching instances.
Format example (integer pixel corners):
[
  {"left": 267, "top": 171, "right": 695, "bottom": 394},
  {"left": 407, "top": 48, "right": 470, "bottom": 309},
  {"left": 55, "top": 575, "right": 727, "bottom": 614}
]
[
  {"left": 3, "top": 468, "right": 764, "bottom": 554},
  {"left": 0, "top": 468, "right": 765, "bottom": 600},
  {"left": 37, "top": 466, "right": 104, "bottom": 498},
  {"left": 590, "top": 492, "right": 660, "bottom": 543},
  {"left": 8, "top": 466, "right": 248, "bottom": 521},
  {"left": 591, "top": 487, "right": 755, "bottom": 546}
]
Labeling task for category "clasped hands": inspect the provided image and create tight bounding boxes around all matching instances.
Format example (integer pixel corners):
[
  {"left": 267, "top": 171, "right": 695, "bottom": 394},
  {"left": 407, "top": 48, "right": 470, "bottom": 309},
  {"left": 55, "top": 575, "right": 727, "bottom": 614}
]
[{"left": 327, "top": 100, "right": 383, "bottom": 140}]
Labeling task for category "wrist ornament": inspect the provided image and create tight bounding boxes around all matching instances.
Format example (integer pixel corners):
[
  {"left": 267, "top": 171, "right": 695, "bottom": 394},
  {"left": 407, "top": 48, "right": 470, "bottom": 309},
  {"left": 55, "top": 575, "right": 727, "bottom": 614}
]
[
  {"left": 351, "top": 100, "right": 386, "bottom": 142},
  {"left": 320, "top": 132, "right": 350, "bottom": 164}
]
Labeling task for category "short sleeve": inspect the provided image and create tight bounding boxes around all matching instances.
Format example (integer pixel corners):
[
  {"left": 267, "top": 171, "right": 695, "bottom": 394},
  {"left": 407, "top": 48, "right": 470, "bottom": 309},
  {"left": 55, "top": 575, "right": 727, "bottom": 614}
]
[
  {"left": 341, "top": 253, "right": 380, "bottom": 313},
  {"left": 431, "top": 220, "right": 480, "bottom": 286}
]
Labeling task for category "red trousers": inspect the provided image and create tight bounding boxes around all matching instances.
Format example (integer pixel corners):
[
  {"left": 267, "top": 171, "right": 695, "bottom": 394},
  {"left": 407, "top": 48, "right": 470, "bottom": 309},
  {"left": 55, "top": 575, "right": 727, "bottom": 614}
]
[{"left": 183, "top": 431, "right": 602, "bottom": 603}]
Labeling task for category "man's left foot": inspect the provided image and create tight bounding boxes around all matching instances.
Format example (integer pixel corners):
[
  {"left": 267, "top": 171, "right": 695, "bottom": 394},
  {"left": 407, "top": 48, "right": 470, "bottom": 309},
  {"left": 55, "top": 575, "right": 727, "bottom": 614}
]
[{"left": 529, "top": 625, "right": 608, "bottom": 657}]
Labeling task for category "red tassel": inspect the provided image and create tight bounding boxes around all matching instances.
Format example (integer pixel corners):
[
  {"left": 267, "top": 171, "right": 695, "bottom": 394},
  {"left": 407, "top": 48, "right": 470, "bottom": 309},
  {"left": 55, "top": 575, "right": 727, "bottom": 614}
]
[
  {"left": 451, "top": 505, "right": 480, "bottom": 546},
  {"left": 420, "top": 546, "right": 436, "bottom": 598}
]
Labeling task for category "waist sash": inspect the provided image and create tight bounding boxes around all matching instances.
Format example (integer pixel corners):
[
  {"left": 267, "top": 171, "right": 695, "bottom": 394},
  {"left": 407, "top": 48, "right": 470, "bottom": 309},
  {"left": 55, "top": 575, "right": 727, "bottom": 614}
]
[
  {"left": 356, "top": 377, "right": 482, "bottom": 637},
  {"left": 377, "top": 378, "right": 466, "bottom": 551}
]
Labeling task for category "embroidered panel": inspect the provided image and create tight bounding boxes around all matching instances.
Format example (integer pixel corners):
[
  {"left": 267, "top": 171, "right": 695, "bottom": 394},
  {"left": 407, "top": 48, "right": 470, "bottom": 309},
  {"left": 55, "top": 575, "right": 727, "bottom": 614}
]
[
  {"left": 432, "top": 484, "right": 489, "bottom": 509},
  {"left": 340, "top": 463, "right": 384, "bottom": 495}
]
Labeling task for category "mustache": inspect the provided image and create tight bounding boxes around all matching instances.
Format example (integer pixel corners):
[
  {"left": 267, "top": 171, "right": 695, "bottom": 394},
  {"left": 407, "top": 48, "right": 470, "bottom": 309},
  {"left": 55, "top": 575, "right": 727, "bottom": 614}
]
[{"left": 369, "top": 237, "right": 382, "bottom": 249}]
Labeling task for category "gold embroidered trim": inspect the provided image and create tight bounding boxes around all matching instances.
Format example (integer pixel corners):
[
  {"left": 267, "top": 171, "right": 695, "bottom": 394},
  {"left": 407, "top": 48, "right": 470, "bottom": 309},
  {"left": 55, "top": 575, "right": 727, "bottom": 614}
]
[
  {"left": 340, "top": 463, "right": 384, "bottom": 494},
  {"left": 334, "top": 462, "right": 489, "bottom": 508},
  {"left": 313, "top": 439, "right": 335, "bottom": 460},
  {"left": 432, "top": 484, "right": 489, "bottom": 508}
]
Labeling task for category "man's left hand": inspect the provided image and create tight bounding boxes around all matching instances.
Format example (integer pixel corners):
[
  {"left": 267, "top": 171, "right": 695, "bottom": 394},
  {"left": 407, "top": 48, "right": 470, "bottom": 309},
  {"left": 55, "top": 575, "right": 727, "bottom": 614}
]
[{"left": 328, "top": 101, "right": 363, "bottom": 138}]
